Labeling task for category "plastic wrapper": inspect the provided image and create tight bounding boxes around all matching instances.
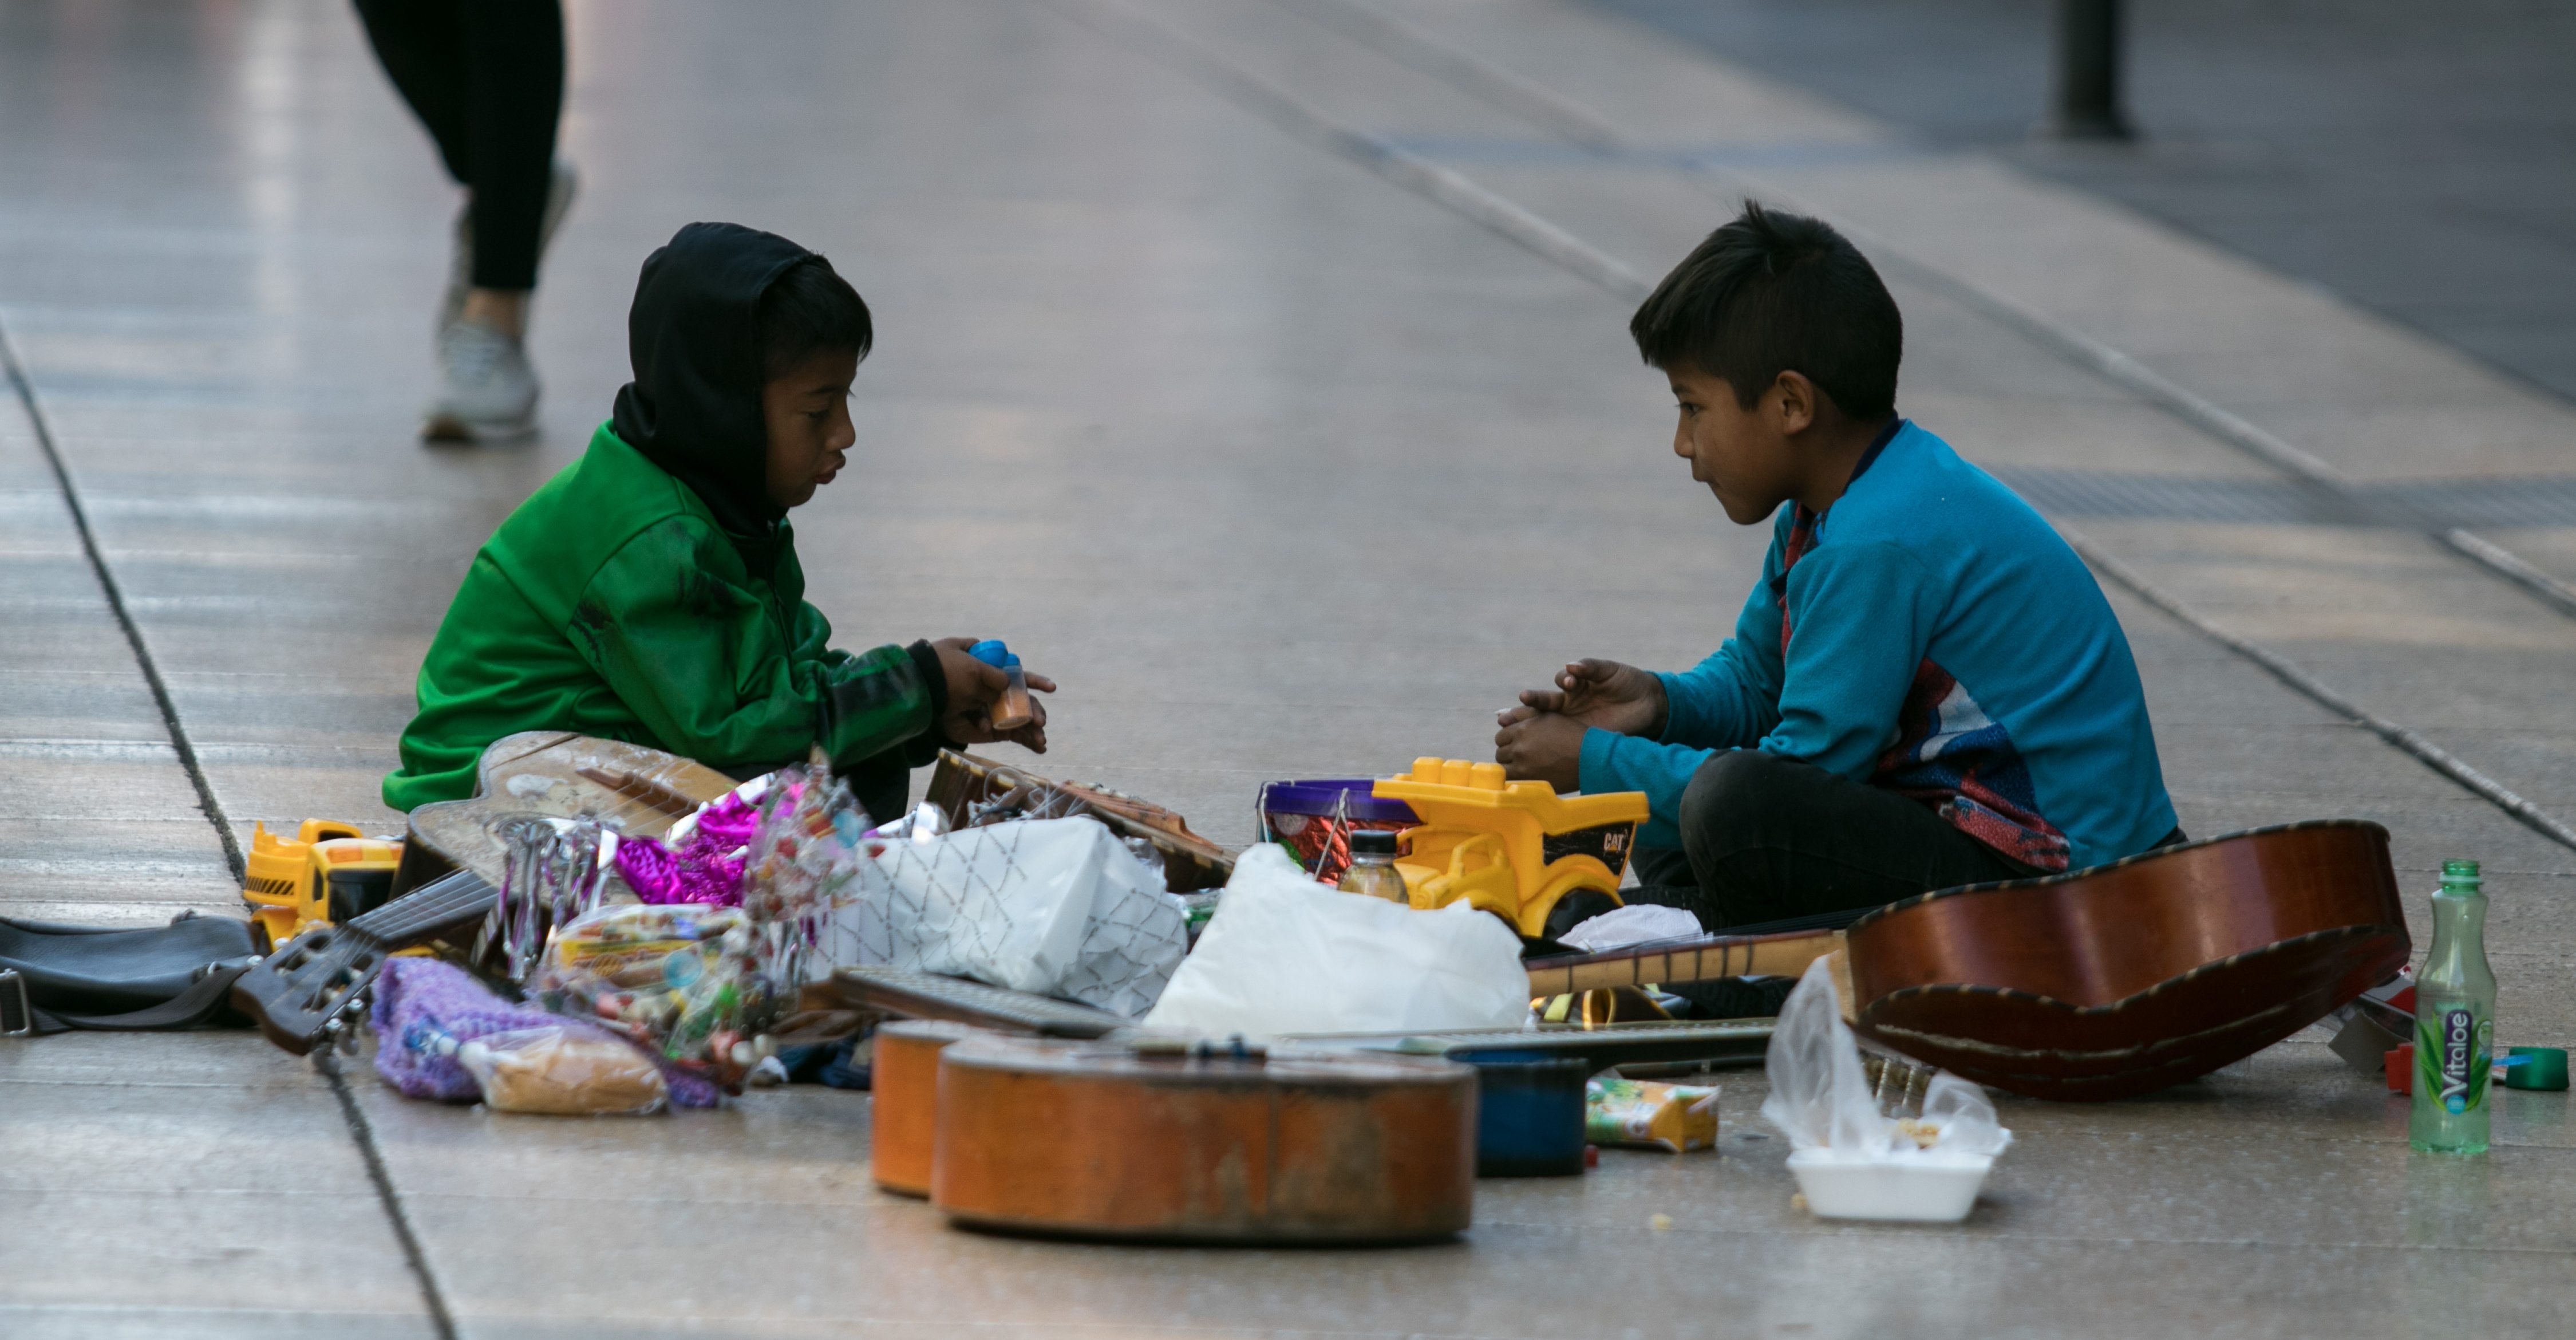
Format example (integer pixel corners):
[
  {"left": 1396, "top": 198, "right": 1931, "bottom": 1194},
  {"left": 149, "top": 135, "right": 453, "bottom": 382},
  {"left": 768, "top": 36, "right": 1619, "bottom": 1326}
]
[
  {"left": 1585, "top": 1077, "right": 1719, "bottom": 1152},
  {"left": 533, "top": 902, "right": 787, "bottom": 1087},
  {"left": 1557, "top": 904, "right": 1704, "bottom": 953},
  {"left": 611, "top": 785, "right": 766, "bottom": 905},
  {"left": 1759, "top": 957, "right": 2010, "bottom": 1161},
  {"left": 742, "top": 767, "right": 870, "bottom": 925},
  {"left": 372, "top": 957, "right": 719, "bottom": 1108},
  {"left": 475, "top": 815, "right": 614, "bottom": 987},
  {"left": 852, "top": 815, "right": 1184, "bottom": 1018},
  {"left": 864, "top": 801, "right": 950, "bottom": 846},
  {"left": 1143, "top": 843, "right": 1526, "bottom": 1036},
  {"left": 456, "top": 1026, "right": 670, "bottom": 1116}
]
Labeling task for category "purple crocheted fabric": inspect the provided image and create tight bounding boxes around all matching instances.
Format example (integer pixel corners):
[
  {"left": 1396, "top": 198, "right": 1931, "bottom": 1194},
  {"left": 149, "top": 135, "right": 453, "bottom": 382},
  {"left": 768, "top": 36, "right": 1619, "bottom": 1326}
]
[
  {"left": 370, "top": 959, "right": 721, "bottom": 1108},
  {"left": 612, "top": 793, "right": 758, "bottom": 905}
]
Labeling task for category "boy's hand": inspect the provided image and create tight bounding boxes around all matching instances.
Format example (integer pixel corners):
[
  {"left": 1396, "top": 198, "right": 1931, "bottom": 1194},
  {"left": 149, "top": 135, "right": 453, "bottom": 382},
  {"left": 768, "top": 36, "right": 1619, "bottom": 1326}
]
[
  {"left": 1493, "top": 711, "right": 1587, "bottom": 793},
  {"left": 928, "top": 637, "right": 1055, "bottom": 753},
  {"left": 1512, "top": 659, "right": 1666, "bottom": 738}
]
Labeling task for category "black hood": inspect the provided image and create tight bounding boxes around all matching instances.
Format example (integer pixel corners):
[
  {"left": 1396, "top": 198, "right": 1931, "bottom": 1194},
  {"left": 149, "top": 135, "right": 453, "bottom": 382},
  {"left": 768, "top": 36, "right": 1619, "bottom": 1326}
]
[{"left": 611, "top": 222, "right": 815, "bottom": 546}]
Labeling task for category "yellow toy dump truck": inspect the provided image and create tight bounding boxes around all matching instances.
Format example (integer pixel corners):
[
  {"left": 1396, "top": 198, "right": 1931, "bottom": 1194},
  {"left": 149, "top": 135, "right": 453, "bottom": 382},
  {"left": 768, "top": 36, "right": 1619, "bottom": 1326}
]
[
  {"left": 1372, "top": 758, "right": 1649, "bottom": 940},
  {"left": 242, "top": 821, "right": 403, "bottom": 952}
]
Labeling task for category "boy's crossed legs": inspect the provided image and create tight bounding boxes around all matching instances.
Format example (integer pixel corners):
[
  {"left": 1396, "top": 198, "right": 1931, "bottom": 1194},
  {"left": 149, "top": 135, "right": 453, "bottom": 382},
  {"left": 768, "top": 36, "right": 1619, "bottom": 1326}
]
[{"left": 1624, "top": 750, "right": 2038, "bottom": 929}]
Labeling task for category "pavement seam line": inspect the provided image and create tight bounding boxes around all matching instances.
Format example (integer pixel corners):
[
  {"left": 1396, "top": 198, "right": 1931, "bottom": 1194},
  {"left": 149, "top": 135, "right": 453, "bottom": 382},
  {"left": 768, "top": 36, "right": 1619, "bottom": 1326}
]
[
  {"left": 321, "top": 1049, "right": 462, "bottom": 1340},
  {"left": 1048, "top": 0, "right": 1653, "bottom": 301},
  {"left": 2064, "top": 527, "right": 2576, "bottom": 851},
  {"left": 2, "top": 318, "right": 461, "bottom": 1339},
  {"left": 1107, "top": 0, "right": 2576, "bottom": 853},
  {"left": 1303, "top": 0, "right": 2576, "bottom": 622},
  {"left": 0, "top": 319, "right": 247, "bottom": 882}
]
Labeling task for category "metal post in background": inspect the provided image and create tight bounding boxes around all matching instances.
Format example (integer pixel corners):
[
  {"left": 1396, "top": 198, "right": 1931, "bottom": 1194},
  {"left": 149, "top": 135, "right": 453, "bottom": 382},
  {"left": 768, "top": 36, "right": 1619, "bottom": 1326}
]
[{"left": 2048, "top": 0, "right": 2132, "bottom": 140}]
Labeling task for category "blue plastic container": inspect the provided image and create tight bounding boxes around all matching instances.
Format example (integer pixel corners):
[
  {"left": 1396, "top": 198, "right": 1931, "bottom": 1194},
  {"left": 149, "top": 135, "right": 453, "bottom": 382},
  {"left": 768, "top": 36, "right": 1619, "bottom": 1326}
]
[{"left": 1467, "top": 1053, "right": 1590, "bottom": 1177}]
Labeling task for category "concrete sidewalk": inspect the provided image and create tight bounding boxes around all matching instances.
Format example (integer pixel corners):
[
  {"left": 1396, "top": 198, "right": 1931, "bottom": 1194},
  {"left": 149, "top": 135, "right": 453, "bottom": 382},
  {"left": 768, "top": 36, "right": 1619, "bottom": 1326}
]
[{"left": 4, "top": 1, "right": 2573, "bottom": 1335}]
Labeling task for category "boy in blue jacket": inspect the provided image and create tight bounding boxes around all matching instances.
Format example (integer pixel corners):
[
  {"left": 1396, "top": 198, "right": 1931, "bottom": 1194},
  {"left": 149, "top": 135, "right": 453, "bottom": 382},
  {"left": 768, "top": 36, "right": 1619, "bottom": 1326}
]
[{"left": 1495, "top": 205, "right": 2179, "bottom": 929}]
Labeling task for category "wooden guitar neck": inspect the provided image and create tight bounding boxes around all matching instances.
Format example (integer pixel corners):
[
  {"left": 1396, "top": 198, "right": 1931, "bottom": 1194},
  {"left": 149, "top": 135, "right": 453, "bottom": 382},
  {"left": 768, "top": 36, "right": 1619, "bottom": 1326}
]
[{"left": 1522, "top": 928, "right": 1842, "bottom": 999}]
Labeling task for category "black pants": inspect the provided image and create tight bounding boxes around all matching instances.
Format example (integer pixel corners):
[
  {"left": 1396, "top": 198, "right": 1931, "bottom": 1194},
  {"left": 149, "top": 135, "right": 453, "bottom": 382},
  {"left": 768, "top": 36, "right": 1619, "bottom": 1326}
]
[
  {"left": 1625, "top": 750, "right": 2042, "bottom": 930},
  {"left": 354, "top": 0, "right": 564, "bottom": 290}
]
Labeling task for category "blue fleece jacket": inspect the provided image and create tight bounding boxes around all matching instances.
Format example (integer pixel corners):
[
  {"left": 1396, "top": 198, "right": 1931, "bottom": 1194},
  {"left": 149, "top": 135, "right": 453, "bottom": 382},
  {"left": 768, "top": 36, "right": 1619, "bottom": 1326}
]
[{"left": 1579, "top": 420, "right": 2175, "bottom": 870}]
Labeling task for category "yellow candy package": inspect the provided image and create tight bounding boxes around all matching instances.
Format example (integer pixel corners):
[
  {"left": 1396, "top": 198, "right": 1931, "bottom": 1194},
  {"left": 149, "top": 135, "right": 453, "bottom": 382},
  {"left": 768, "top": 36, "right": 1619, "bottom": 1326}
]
[{"left": 1586, "top": 1077, "right": 1720, "bottom": 1153}]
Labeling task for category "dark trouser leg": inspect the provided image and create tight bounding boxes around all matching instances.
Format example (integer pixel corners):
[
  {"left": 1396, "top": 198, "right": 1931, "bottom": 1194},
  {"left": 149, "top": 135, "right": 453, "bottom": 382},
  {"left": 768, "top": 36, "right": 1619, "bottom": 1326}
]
[
  {"left": 354, "top": 0, "right": 473, "bottom": 180},
  {"left": 1627, "top": 750, "right": 2037, "bottom": 930},
  {"left": 455, "top": 0, "right": 563, "bottom": 289},
  {"left": 836, "top": 751, "right": 912, "bottom": 831},
  {"left": 353, "top": 0, "right": 564, "bottom": 290}
]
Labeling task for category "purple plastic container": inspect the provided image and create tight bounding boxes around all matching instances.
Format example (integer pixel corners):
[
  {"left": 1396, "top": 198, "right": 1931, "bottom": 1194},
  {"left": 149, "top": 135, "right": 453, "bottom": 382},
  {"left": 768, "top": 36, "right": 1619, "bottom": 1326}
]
[{"left": 1257, "top": 779, "right": 1419, "bottom": 886}]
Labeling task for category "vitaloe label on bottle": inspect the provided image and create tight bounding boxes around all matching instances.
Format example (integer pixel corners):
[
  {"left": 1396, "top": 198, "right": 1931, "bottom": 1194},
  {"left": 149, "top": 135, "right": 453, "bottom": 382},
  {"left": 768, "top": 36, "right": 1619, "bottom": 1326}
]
[{"left": 2417, "top": 1006, "right": 2489, "bottom": 1114}]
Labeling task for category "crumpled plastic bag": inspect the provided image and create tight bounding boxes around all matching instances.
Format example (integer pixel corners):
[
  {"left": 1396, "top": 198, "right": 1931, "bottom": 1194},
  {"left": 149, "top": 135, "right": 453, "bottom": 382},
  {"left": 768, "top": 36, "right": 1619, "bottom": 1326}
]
[
  {"left": 1556, "top": 902, "right": 1704, "bottom": 953},
  {"left": 848, "top": 815, "right": 1185, "bottom": 1019},
  {"left": 1142, "top": 843, "right": 1530, "bottom": 1036},
  {"left": 1759, "top": 956, "right": 2010, "bottom": 1161}
]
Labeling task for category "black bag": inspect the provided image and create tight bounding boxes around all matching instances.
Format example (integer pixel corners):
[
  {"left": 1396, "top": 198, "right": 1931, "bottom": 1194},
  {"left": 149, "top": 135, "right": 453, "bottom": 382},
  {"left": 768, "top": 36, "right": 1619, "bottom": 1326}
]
[{"left": 0, "top": 912, "right": 260, "bottom": 1035}]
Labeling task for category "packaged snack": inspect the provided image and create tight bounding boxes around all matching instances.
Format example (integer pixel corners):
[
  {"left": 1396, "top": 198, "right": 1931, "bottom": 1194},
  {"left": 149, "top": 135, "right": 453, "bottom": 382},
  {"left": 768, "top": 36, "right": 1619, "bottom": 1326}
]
[
  {"left": 1585, "top": 1077, "right": 1720, "bottom": 1153},
  {"left": 456, "top": 1026, "right": 670, "bottom": 1116},
  {"left": 534, "top": 902, "right": 786, "bottom": 1087}
]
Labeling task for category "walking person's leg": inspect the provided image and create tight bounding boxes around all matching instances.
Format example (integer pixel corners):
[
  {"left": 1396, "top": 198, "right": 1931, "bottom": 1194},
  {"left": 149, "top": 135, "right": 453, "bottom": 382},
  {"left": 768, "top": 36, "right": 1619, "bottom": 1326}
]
[
  {"left": 354, "top": 0, "right": 571, "bottom": 442},
  {"left": 451, "top": 0, "right": 566, "bottom": 339},
  {"left": 1628, "top": 750, "right": 2039, "bottom": 929}
]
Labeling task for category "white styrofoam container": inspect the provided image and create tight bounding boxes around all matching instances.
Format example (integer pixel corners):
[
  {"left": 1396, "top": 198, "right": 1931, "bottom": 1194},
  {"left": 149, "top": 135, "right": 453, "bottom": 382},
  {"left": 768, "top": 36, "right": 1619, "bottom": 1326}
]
[{"left": 1785, "top": 1148, "right": 1995, "bottom": 1222}]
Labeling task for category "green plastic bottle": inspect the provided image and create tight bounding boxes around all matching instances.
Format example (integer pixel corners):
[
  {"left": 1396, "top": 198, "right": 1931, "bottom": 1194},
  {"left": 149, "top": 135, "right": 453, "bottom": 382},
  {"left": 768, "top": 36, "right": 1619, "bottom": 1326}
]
[{"left": 2410, "top": 859, "right": 2496, "bottom": 1155}]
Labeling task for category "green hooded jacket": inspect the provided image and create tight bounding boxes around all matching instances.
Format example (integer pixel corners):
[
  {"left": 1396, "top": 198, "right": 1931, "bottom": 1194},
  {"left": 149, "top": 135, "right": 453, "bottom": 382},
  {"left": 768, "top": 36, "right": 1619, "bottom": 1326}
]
[
  {"left": 384, "top": 223, "right": 941, "bottom": 811},
  {"left": 381, "top": 423, "right": 942, "bottom": 811}
]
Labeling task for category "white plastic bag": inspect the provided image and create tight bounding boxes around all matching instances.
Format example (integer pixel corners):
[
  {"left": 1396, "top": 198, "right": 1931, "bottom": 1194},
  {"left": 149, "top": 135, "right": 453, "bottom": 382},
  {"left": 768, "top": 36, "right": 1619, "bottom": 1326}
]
[
  {"left": 843, "top": 815, "right": 1185, "bottom": 1018},
  {"left": 1760, "top": 956, "right": 2009, "bottom": 1160},
  {"left": 1142, "top": 844, "right": 1530, "bottom": 1036},
  {"left": 1556, "top": 902, "right": 1704, "bottom": 953}
]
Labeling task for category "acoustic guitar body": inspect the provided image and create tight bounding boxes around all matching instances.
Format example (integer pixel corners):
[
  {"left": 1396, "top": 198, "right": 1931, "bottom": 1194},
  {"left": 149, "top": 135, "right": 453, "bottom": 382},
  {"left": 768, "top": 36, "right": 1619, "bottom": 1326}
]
[
  {"left": 870, "top": 1019, "right": 981, "bottom": 1197},
  {"left": 1847, "top": 821, "right": 2409, "bottom": 1101},
  {"left": 931, "top": 1035, "right": 1477, "bottom": 1243}
]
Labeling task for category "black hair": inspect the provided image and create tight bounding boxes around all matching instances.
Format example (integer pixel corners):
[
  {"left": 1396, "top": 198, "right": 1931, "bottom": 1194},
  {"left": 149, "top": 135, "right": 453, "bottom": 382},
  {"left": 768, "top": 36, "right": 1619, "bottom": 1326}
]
[
  {"left": 1628, "top": 203, "right": 1901, "bottom": 421},
  {"left": 757, "top": 256, "right": 873, "bottom": 380}
]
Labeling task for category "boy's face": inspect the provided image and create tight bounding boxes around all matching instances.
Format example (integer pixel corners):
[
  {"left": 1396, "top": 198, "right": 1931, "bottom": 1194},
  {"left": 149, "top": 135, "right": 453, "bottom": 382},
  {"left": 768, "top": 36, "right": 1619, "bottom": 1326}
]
[
  {"left": 762, "top": 348, "right": 862, "bottom": 509},
  {"left": 1666, "top": 362, "right": 1808, "bottom": 525}
]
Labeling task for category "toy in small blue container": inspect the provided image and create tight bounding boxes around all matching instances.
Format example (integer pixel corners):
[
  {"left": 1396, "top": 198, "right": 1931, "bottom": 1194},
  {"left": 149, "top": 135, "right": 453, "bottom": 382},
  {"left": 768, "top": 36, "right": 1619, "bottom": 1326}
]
[{"left": 968, "top": 640, "right": 1035, "bottom": 731}]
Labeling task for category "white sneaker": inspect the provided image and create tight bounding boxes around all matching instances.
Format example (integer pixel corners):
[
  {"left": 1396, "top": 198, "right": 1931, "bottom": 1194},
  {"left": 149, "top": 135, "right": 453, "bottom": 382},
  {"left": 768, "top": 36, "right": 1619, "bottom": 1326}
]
[
  {"left": 423, "top": 319, "right": 539, "bottom": 443},
  {"left": 437, "top": 162, "right": 580, "bottom": 334}
]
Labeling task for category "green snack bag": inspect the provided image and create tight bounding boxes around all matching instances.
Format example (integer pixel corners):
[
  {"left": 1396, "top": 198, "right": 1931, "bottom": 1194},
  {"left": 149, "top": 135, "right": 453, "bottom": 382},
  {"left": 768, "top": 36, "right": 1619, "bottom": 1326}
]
[{"left": 1585, "top": 1077, "right": 1720, "bottom": 1152}]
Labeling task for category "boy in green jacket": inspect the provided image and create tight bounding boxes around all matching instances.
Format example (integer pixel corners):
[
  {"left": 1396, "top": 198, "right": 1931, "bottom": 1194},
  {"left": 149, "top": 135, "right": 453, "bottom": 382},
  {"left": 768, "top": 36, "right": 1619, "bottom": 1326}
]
[{"left": 383, "top": 222, "right": 1050, "bottom": 819}]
